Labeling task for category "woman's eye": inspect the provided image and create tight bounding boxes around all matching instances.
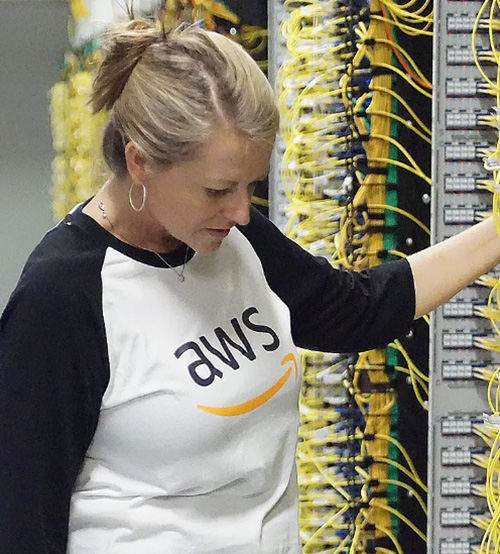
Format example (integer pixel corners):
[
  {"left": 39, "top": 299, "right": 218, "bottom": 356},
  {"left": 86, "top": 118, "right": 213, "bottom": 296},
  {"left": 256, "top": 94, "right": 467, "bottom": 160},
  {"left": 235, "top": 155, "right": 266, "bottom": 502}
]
[{"left": 205, "top": 188, "right": 230, "bottom": 198}]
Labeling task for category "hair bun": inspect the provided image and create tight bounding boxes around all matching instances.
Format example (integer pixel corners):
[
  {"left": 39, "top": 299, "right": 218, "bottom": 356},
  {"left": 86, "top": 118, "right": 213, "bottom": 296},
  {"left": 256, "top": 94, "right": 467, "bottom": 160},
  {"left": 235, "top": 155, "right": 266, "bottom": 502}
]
[
  {"left": 91, "top": 19, "right": 160, "bottom": 113},
  {"left": 93, "top": 20, "right": 279, "bottom": 176},
  {"left": 125, "top": 19, "right": 156, "bottom": 32}
]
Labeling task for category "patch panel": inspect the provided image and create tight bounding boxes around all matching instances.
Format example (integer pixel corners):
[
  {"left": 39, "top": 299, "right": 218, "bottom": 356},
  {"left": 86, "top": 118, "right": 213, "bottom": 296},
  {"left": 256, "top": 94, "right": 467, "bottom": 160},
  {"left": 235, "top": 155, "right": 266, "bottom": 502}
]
[
  {"left": 443, "top": 206, "right": 476, "bottom": 225},
  {"left": 442, "top": 361, "right": 495, "bottom": 380},
  {"left": 446, "top": 46, "right": 492, "bottom": 66},
  {"left": 441, "top": 446, "right": 487, "bottom": 466},
  {"left": 440, "top": 539, "right": 479, "bottom": 554},
  {"left": 440, "top": 507, "right": 485, "bottom": 527},
  {"left": 445, "top": 109, "right": 490, "bottom": 130},
  {"left": 443, "top": 298, "right": 485, "bottom": 318},
  {"left": 444, "top": 173, "right": 486, "bottom": 192},
  {"left": 441, "top": 477, "right": 480, "bottom": 496},
  {"left": 446, "top": 78, "right": 489, "bottom": 97},
  {"left": 445, "top": 142, "right": 493, "bottom": 162},
  {"left": 443, "top": 302, "right": 474, "bottom": 318},
  {"left": 442, "top": 330, "right": 484, "bottom": 349},
  {"left": 443, "top": 206, "right": 491, "bottom": 225},
  {"left": 441, "top": 413, "right": 483, "bottom": 435},
  {"left": 431, "top": 0, "right": 500, "bottom": 551},
  {"left": 442, "top": 362, "right": 475, "bottom": 380},
  {"left": 446, "top": 13, "right": 488, "bottom": 33}
]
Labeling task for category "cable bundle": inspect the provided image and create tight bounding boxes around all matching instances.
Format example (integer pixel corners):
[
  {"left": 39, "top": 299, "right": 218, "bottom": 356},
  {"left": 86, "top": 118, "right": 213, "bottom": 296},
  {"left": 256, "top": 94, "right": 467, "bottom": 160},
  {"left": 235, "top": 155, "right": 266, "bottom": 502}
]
[
  {"left": 276, "top": 0, "right": 432, "bottom": 551},
  {"left": 464, "top": 1, "right": 500, "bottom": 551},
  {"left": 298, "top": 351, "right": 366, "bottom": 552},
  {"left": 49, "top": 47, "right": 108, "bottom": 219},
  {"left": 276, "top": 3, "right": 377, "bottom": 550},
  {"left": 278, "top": 0, "right": 365, "bottom": 258},
  {"left": 333, "top": 0, "right": 432, "bottom": 535}
]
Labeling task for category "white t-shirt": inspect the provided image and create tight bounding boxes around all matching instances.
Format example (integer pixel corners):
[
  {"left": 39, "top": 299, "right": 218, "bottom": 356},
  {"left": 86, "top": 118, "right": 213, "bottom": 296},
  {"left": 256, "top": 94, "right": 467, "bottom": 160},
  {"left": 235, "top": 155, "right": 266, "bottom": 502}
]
[{"left": 0, "top": 202, "right": 415, "bottom": 554}]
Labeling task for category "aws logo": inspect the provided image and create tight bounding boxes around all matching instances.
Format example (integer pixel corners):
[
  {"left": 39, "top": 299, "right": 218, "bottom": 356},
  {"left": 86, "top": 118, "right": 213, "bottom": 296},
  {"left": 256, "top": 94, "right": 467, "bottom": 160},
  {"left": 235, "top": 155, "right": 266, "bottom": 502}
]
[{"left": 174, "top": 306, "right": 298, "bottom": 417}]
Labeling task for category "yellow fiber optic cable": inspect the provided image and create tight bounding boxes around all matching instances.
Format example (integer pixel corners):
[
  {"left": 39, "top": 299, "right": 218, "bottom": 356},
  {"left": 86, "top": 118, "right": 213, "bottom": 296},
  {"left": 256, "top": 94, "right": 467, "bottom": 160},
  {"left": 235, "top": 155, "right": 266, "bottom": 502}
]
[
  {"left": 368, "top": 156, "right": 432, "bottom": 185},
  {"left": 367, "top": 133, "right": 431, "bottom": 179},
  {"left": 369, "top": 499, "right": 427, "bottom": 541},
  {"left": 366, "top": 109, "right": 432, "bottom": 143},
  {"left": 374, "top": 433, "right": 427, "bottom": 487},
  {"left": 369, "top": 85, "right": 432, "bottom": 135},
  {"left": 370, "top": 63, "right": 433, "bottom": 98},
  {"left": 367, "top": 203, "right": 431, "bottom": 235},
  {"left": 302, "top": 505, "right": 351, "bottom": 553},
  {"left": 372, "top": 456, "right": 428, "bottom": 492}
]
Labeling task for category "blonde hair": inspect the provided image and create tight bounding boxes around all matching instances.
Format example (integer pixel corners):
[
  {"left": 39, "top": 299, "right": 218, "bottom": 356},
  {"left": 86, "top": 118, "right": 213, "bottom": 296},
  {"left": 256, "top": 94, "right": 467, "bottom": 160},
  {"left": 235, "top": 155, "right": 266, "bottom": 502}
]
[{"left": 92, "top": 20, "right": 279, "bottom": 175}]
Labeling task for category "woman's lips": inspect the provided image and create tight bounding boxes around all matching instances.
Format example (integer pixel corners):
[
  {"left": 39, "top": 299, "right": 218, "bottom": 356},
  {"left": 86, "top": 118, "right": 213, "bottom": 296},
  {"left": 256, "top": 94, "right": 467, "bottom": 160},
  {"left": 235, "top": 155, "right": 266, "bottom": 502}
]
[{"left": 206, "top": 228, "right": 230, "bottom": 239}]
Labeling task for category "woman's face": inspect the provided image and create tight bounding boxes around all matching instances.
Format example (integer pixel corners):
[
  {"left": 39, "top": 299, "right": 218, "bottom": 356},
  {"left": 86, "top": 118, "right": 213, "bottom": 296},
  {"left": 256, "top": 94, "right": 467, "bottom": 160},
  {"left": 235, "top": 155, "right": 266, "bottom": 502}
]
[{"left": 142, "top": 127, "right": 274, "bottom": 255}]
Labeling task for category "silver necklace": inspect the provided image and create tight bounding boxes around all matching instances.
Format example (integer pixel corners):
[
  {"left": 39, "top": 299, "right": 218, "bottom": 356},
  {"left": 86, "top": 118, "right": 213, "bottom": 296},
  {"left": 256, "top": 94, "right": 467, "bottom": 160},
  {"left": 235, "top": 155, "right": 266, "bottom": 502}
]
[{"left": 97, "top": 197, "right": 189, "bottom": 282}]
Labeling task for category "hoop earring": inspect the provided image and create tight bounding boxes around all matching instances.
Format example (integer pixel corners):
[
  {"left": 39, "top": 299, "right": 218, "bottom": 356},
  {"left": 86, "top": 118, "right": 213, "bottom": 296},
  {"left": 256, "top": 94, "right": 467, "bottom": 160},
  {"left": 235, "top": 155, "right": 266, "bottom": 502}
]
[{"left": 129, "top": 182, "right": 147, "bottom": 212}]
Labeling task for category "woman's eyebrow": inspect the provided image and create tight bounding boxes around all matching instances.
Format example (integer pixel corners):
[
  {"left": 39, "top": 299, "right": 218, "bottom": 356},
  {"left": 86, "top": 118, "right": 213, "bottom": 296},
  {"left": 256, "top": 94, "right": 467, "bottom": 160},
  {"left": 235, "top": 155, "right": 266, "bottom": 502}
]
[{"left": 211, "top": 175, "right": 268, "bottom": 185}]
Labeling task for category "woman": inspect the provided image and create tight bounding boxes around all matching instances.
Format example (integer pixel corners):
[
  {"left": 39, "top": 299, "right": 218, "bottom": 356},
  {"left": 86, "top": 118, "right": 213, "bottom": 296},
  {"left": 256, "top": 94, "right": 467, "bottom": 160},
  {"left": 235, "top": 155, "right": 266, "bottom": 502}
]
[{"left": 1, "top": 19, "right": 499, "bottom": 554}]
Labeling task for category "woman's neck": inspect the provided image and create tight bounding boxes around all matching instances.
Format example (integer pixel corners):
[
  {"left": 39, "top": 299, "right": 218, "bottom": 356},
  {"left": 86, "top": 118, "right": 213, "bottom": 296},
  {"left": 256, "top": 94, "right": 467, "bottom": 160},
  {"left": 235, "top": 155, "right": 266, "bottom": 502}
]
[{"left": 83, "top": 178, "right": 182, "bottom": 253}]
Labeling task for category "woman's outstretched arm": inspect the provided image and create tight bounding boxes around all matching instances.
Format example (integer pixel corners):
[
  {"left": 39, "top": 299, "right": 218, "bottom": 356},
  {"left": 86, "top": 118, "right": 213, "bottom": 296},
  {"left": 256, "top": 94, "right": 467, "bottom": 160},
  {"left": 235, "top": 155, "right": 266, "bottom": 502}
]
[{"left": 408, "top": 216, "right": 500, "bottom": 320}]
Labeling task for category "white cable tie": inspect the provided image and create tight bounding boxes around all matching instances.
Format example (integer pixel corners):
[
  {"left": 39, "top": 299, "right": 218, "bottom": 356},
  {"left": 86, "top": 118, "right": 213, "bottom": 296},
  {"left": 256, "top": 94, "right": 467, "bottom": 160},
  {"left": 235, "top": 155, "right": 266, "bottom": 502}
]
[
  {"left": 483, "top": 156, "right": 500, "bottom": 171},
  {"left": 313, "top": 427, "right": 332, "bottom": 439},
  {"left": 323, "top": 187, "right": 342, "bottom": 197},
  {"left": 299, "top": 5, "right": 320, "bottom": 16},
  {"left": 482, "top": 413, "right": 500, "bottom": 430},
  {"left": 301, "top": 98, "right": 317, "bottom": 108},
  {"left": 309, "top": 239, "right": 328, "bottom": 253},
  {"left": 313, "top": 175, "right": 329, "bottom": 187},
  {"left": 342, "top": 174, "right": 354, "bottom": 193}
]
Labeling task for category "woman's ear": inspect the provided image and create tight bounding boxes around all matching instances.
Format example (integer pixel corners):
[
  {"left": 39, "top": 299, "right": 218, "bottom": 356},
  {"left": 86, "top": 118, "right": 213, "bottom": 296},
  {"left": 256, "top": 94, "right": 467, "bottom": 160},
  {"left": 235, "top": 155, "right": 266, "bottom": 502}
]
[{"left": 124, "top": 142, "right": 148, "bottom": 183}]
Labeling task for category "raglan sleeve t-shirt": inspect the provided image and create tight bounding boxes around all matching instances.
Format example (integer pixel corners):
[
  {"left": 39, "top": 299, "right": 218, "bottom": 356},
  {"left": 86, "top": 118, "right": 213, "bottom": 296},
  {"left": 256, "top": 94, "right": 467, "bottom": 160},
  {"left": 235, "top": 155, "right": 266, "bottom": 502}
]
[{"left": 0, "top": 203, "right": 415, "bottom": 554}]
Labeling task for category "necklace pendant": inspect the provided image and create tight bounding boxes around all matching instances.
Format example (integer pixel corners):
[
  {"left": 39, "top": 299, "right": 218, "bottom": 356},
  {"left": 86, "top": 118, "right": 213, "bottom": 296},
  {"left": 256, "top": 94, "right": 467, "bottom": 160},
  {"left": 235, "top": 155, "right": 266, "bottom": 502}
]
[
  {"left": 178, "top": 275, "right": 186, "bottom": 283},
  {"left": 98, "top": 200, "right": 107, "bottom": 219}
]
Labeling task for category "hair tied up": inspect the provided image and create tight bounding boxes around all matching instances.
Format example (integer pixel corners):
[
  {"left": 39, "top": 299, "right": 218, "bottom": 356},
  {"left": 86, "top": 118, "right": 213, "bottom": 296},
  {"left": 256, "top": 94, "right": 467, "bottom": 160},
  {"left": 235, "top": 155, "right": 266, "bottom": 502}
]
[
  {"left": 91, "top": 20, "right": 161, "bottom": 114},
  {"left": 93, "top": 19, "right": 279, "bottom": 176}
]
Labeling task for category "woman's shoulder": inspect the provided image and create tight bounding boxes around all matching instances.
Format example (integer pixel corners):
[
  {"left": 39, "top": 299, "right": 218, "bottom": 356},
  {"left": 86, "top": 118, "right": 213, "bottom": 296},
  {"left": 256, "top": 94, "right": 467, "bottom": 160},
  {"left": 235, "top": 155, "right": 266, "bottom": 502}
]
[{"left": 6, "top": 213, "right": 109, "bottom": 320}]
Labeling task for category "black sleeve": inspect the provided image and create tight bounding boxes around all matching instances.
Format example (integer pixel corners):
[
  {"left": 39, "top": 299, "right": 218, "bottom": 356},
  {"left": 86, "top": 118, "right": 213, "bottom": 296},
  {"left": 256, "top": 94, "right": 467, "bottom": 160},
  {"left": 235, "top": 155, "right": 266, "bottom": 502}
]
[
  {"left": 0, "top": 265, "right": 109, "bottom": 554},
  {"left": 239, "top": 207, "right": 416, "bottom": 353}
]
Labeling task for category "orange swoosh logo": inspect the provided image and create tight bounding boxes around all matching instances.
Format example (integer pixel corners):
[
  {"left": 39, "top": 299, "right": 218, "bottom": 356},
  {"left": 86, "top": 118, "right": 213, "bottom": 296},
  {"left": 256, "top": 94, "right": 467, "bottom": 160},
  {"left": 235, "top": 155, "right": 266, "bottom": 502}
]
[{"left": 197, "top": 353, "right": 298, "bottom": 417}]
